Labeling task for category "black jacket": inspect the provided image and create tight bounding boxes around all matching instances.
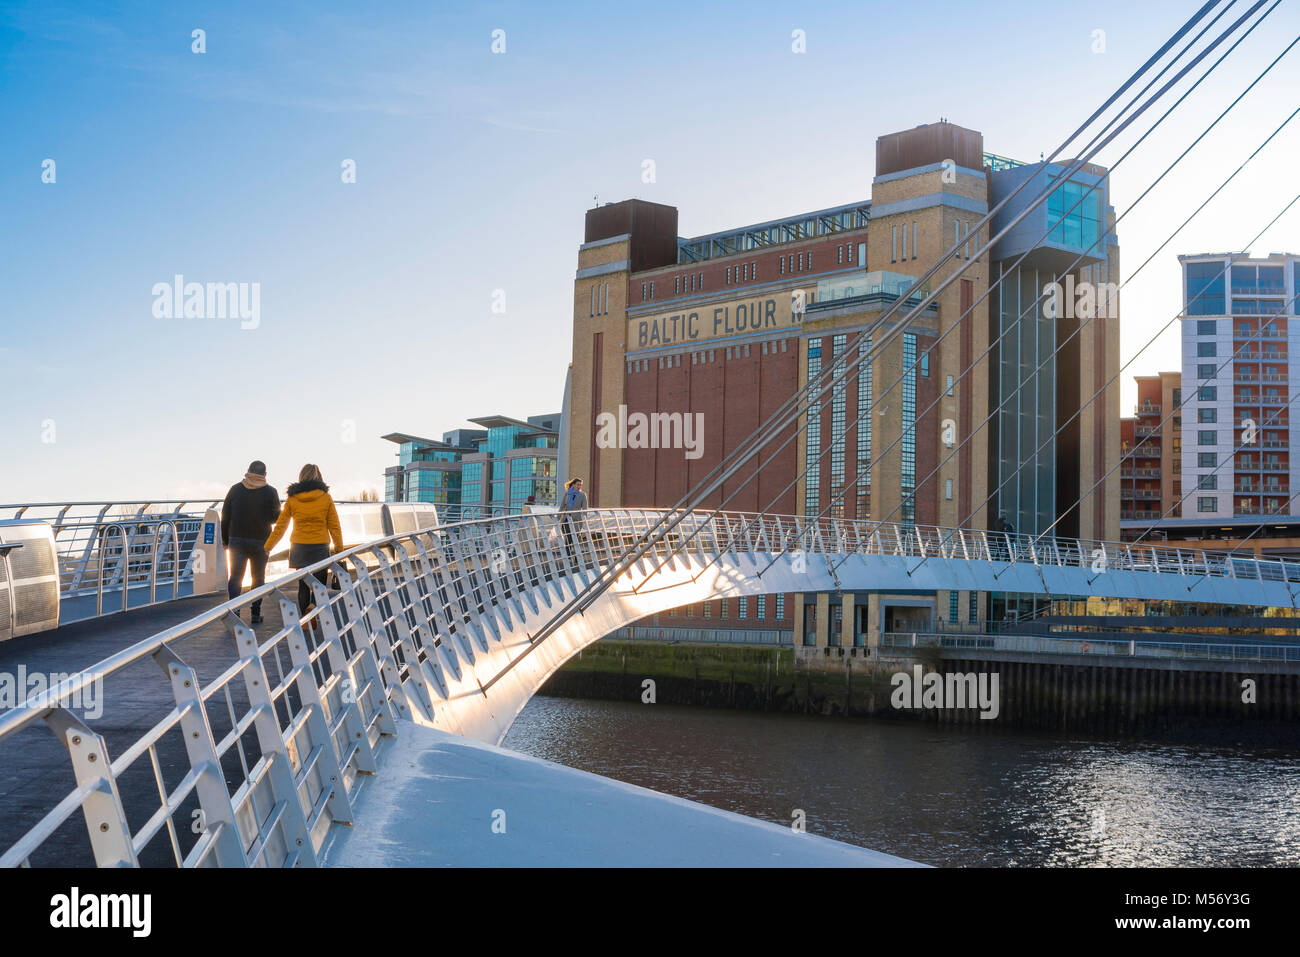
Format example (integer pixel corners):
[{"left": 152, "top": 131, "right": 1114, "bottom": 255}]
[{"left": 221, "top": 482, "right": 281, "bottom": 545}]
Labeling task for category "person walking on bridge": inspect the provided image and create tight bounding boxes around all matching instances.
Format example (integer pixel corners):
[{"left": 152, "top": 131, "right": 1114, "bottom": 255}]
[
  {"left": 222, "top": 460, "right": 280, "bottom": 625},
  {"left": 265, "top": 464, "right": 346, "bottom": 616},
  {"left": 993, "top": 511, "right": 1015, "bottom": 562},
  {"left": 558, "top": 477, "right": 587, "bottom": 564}
]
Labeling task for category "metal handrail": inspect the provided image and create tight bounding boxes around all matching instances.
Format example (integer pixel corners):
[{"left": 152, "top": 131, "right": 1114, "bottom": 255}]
[
  {"left": 94, "top": 524, "right": 129, "bottom": 616},
  {"left": 148, "top": 520, "right": 181, "bottom": 604}
]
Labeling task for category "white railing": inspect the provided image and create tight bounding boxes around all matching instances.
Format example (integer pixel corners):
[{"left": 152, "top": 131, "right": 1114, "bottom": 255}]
[
  {"left": 0, "top": 501, "right": 214, "bottom": 600},
  {"left": 4, "top": 506, "right": 1300, "bottom": 867}
]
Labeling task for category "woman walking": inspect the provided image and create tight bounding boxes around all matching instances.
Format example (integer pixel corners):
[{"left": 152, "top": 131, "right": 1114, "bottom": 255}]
[
  {"left": 265, "top": 464, "right": 346, "bottom": 615},
  {"left": 557, "top": 477, "right": 587, "bottom": 564}
]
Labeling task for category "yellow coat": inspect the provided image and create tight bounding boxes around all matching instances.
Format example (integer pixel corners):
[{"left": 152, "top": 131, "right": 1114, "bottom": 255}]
[{"left": 265, "top": 486, "right": 345, "bottom": 554}]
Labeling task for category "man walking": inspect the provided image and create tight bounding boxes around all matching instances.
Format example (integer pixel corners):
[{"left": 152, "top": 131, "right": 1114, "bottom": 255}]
[
  {"left": 993, "top": 510, "right": 1015, "bottom": 562},
  {"left": 222, "top": 460, "right": 280, "bottom": 624},
  {"left": 558, "top": 477, "right": 587, "bottom": 564}
]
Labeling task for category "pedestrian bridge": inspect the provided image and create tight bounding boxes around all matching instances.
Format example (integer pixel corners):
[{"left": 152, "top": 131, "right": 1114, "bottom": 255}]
[{"left": 2, "top": 507, "right": 1297, "bottom": 867}]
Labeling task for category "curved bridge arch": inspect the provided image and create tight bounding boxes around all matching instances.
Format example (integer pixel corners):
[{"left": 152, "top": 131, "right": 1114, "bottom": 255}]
[{"left": 395, "top": 510, "right": 1300, "bottom": 742}]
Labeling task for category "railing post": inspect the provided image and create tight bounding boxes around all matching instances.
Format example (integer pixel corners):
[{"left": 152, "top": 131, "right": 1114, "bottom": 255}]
[
  {"left": 304, "top": 579, "right": 387, "bottom": 766},
  {"left": 152, "top": 645, "right": 251, "bottom": 866},
  {"left": 225, "top": 613, "right": 319, "bottom": 866},
  {"left": 43, "top": 709, "right": 139, "bottom": 867},
  {"left": 310, "top": 573, "right": 399, "bottom": 736},
  {"left": 348, "top": 554, "right": 435, "bottom": 723}
]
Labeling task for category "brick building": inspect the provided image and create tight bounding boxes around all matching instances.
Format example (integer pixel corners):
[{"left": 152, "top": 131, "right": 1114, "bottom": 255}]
[{"left": 564, "top": 121, "right": 1122, "bottom": 644}]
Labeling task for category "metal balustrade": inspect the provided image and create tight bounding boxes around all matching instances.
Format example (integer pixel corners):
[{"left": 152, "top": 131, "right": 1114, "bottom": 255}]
[
  {"left": 0, "top": 501, "right": 214, "bottom": 601},
  {"left": 6, "top": 506, "right": 1300, "bottom": 867},
  {"left": 881, "top": 631, "right": 1300, "bottom": 663}
]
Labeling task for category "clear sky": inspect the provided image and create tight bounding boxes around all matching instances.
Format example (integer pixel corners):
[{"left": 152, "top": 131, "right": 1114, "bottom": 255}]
[{"left": 2, "top": 0, "right": 1298, "bottom": 503}]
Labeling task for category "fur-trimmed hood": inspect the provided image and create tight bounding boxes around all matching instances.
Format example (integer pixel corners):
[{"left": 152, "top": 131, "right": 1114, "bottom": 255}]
[{"left": 286, "top": 479, "right": 330, "bottom": 497}]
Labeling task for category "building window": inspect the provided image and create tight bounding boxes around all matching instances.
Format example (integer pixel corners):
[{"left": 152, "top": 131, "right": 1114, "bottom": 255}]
[
  {"left": 912, "top": 220, "right": 918, "bottom": 259},
  {"left": 1197, "top": 363, "right": 1216, "bottom": 379},
  {"left": 1197, "top": 474, "right": 1217, "bottom": 490},
  {"left": 838, "top": 245, "right": 844, "bottom": 264},
  {"left": 703, "top": 601, "right": 711, "bottom": 619},
  {"left": 1197, "top": 342, "right": 1216, "bottom": 358},
  {"left": 892, "top": 226, "right": 898, "bottom": 263},
  {"left": 757, "top": 595, "right": 766, "bottom": 620},
  {"left": 945, "top": 478, "right": 953, "bottom": 500},
  {"left": 1198, "top": 496, "right": 1217, "bottom": 513},
  {"left": 1198, "top": 452, "right": 1217, "bottom": 468},
  {"left": 1198, "top": 429, "right": 1216, "bottom": 445},
  {"left": 647, "top": 282, "right": 653, "bottom": 300},
  {"left": 920, "top": 351, "right": 930, "bottom": 377},
  {"left": 776, "top": 594, "right": 785, "bottom": 620},
  {"left": 1198, "top": 386, "right": 1216, "bottom": 401},
  {"left": 969, "top": 592, "right": 978, "bottom": 623},
  {"left": 719, "top": 598, "right": 728, "bottom": 618},
  {"left": 726, "top": 266, "right": 732, "bottom": 283},
  {"left": 738, "top": 597, "right": 748, "bottom": 619},
  {"left": 798, "top": 253, "right": 804, "bottom": 271},
  {"left": 902, "top": 223, "right": 908, "bottom": 263},
  {"left": 590, "top": 286, "right": 595, "bottom": 316},
  {"left": 780, "top": 258, "right": 785, "bottom": 275},
  {"left": 829, "top": 334, "right": 848, "bottom": 520},
  {"left": 946, "top": 374, "right": 955, "bottom": 395},
  {"left": 901, "top": 333, "right": 917, "bottom": 523},
  {"left": 949, "top": 591, "right": 959, "bottom": 622},
  {"left": 857, "top": 337, "right": 873, "bottom": 518},
  {"left": 805, "top": 338, "right": 823, "bottom": 514},
  {"left": 1198, "top": 408, "right": 1217, "bottom": 423},
  {"left": 1197, "top": 319, "right": 1218, "bottom": 335}
]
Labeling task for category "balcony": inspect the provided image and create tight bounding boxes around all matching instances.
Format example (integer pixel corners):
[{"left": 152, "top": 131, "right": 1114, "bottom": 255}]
[
  {"left": 1135, "top": 402, "right": 1161, "bottom": 416},
  {"left": 1235, "top": 483, "right": 1260, "bottom": 493},
  {"left": 1126, "top": 488, "right": 1161, "bottom": 500},
  {"left": 1263, "top": 462, "right": 1288, "bottom": 472},
  {"left": 1263, "top": 439, "right": 1289, "bottom": 448},
  {"left": 1134, "top": 425, "right": 1161, "bottom": 438},
  {"left": 1234, "top": 372, "right": 1258, "bottom": 382}
]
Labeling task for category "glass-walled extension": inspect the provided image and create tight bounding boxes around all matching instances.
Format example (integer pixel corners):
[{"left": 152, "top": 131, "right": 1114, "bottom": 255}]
[{"left": 990, "top": 261, "right": 1056, "bottom": 536}]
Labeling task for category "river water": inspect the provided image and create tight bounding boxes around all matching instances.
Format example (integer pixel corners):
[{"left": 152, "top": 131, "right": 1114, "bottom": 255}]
[{"left": 502, "top": 696, "right": 1300, "bottom": 867}]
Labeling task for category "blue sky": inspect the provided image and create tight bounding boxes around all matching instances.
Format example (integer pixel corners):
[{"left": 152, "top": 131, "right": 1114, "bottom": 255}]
[{"left": 2, "top": 0, "right": 1298, "bottom": 502}]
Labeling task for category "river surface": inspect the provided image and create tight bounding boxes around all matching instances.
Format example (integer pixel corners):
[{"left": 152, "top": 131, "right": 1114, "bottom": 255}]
[{"left": 502, "top": 696, "right": 1300, "bottom": 867}]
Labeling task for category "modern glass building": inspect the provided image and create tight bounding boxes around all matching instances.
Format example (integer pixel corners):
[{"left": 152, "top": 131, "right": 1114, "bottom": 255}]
[
  {"left": 988, "top": 158, "right": 1120, "bottom": 542},
  {"left": 383, "top": 414, "right": 560, "bottom": 517}
]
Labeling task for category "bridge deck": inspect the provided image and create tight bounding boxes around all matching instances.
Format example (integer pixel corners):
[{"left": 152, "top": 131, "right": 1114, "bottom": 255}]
[{"left": 322, "top": 721, "right": 920, "bottom": 867}]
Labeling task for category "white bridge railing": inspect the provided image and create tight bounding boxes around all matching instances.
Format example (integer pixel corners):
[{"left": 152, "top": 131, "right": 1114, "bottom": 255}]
[
  {"left": 2, "top": 507, "right": 1300, "bottom": 867},
  {"left": 0, "top": 501, "right": 216, "bottom": 601}
]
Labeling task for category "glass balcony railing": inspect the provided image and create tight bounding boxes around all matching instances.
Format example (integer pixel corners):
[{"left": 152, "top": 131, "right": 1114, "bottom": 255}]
[{"left": 812, "top": 269, "right": 931, "bottom": 306}]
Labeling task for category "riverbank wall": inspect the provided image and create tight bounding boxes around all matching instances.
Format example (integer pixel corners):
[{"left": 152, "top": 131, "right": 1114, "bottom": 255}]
[{"left": 536, "top": 640, "right": 1300, "bottom": 746}]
